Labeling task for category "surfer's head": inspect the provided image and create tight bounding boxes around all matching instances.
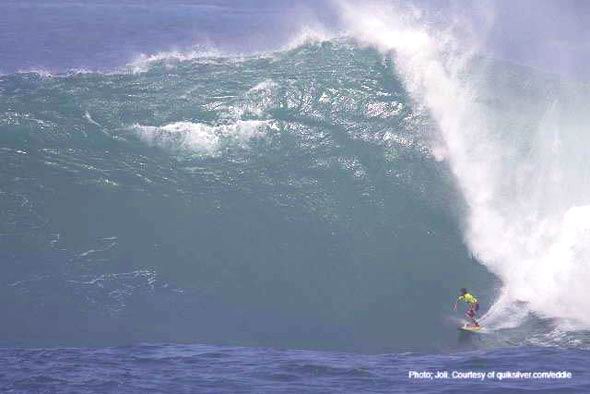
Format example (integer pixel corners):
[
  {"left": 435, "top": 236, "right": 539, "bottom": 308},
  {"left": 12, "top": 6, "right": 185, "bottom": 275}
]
[{"left": 460, "top": 288, "right": 467, "bottom": 295}]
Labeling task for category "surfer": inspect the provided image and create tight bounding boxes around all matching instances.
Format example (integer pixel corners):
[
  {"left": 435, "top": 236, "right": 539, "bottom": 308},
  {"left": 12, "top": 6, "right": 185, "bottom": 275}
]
[{"left": 454, "top": 288, "right": 480, "bottom": 327}]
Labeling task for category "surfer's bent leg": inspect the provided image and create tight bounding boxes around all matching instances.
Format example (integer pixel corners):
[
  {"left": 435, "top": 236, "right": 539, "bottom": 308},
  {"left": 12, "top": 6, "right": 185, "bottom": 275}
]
[{"left": 468, "top": 303, "right": 480, "bottom": 327}]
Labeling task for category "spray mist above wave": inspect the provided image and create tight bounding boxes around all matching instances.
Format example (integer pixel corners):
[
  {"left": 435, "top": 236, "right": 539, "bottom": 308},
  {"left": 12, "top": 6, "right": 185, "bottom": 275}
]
[
  {"left": 126, "top": 24, "right": 335, "bottom": 75},
  {"left": 336, "top": 0, "right": 590, "bottom": 331}
]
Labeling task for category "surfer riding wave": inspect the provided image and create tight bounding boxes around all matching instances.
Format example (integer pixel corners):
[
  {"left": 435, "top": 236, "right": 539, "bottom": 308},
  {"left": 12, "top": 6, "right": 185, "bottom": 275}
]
[{"left": 454, "top": 288, "right": 480, "bottom": 328}]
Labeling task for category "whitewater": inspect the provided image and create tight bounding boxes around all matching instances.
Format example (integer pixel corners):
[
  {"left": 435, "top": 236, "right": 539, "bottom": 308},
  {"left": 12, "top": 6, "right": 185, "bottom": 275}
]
[{"left": 338, "top": 1, "right": 590, "bottom": 337}]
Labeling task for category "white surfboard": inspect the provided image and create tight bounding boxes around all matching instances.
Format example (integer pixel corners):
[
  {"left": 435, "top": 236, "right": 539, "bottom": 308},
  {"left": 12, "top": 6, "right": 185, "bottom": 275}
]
[{"left": 459, "top": 324, "right": 482, "bottom": 332}]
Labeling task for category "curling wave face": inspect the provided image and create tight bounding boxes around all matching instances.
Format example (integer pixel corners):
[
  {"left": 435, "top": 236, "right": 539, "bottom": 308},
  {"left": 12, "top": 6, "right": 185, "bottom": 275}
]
[{"left": 0, "top": 38, "right": 496, "bottom": 352}]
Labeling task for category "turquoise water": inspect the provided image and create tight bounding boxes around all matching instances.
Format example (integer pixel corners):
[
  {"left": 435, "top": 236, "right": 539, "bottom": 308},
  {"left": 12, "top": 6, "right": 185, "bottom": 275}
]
[{"left": 0, "top": 41, "right": 495, "bottom": 352}]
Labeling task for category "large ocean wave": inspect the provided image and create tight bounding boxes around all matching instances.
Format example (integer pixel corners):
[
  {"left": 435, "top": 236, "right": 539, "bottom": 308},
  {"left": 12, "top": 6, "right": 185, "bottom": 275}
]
[{"left": 1, "top": 1, "right": 589, "bottom": 352}]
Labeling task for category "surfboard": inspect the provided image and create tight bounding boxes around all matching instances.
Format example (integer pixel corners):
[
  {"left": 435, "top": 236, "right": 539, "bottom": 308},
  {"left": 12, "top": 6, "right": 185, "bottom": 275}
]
[{"left": 459, "top": 324, "right": 482, "bottom": 332}]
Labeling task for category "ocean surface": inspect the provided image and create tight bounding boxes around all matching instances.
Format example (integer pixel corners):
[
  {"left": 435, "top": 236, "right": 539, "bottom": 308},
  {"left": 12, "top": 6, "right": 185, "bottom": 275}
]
[
  {"left": 1, "top": 344, "right": 589, "bottom": 393},
  {"left": 2, "top": 1, "right": 590, "bottom": 392}
]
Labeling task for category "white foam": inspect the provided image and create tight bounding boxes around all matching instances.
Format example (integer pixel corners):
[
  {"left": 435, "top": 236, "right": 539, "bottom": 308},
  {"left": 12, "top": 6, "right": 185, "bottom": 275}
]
[
  {"left": 128, "top": 47, "right": 225, "bottom": 74},
  {"left": 337, "top": 1, "right": 590, "bottom": 331},
  {"left": 284, "top": 25, "right": 335, "bottom": 51},
  {"left": 133, "top": 120, "right": 272, "bottom": 155},
  {"left": 249, "top": 79, "right": 278, "bottom": 93},
  {"left": 84, "top": 111, "right": 102, "bottom": 127},
  {"left": 366, "top": 101, "right": 403, "bottom": 118},
  {"left": 15, "top": 68, "right": 55, "bottom": 78}
]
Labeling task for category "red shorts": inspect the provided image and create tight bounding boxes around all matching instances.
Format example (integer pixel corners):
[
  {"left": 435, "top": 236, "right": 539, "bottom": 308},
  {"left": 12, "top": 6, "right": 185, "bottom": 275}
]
[{"left": 467, "top": 303, "right": 479, "bottom": 317}]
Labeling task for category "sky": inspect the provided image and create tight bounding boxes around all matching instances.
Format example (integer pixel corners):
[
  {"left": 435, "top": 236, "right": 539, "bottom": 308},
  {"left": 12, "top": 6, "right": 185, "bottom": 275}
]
[
  {"left": 1, "top": 0, "right": 590, "bottom": 79},
  {"left": 483, "top": 0, "right": 590, "bottom": 79}
]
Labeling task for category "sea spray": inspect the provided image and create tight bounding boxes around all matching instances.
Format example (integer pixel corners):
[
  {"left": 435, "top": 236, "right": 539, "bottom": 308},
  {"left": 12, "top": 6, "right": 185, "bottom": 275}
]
[{"left": 338, "top": 0, "right": 590, "bottom": 331}]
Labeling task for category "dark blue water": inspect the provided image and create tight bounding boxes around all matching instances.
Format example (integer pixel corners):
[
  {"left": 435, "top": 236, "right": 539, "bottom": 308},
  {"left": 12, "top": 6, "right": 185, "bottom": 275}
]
[{"left": 1, "top": 344, "right": 588, "bottom": 393}]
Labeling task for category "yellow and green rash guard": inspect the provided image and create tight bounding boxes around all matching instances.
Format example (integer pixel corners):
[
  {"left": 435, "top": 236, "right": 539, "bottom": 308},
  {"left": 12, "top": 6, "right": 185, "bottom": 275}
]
[{"left": 458, "top": 293, "right": 478, "bottom": 305}]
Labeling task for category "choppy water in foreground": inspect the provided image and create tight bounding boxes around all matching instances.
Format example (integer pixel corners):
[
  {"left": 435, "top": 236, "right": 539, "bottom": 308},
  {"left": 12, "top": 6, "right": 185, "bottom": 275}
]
[{"left": 1, "top": 344, "right": 588, "bottom": 393}]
